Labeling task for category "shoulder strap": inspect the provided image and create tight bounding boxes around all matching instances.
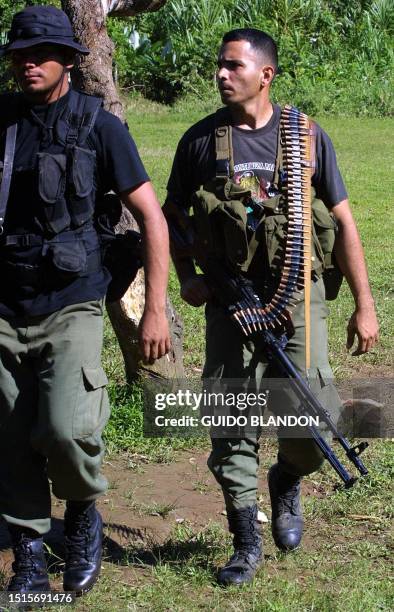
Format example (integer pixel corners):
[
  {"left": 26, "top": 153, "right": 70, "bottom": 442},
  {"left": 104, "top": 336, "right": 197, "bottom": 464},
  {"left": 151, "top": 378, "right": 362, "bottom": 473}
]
[
  {"left": 0, "top": 93, "right": 24, "bottom": 131},
  {"left": 214, "top": 108, "right": 234, "bottom": 178},
  {"left": 55, "top": 89, "right": 103, "bottom": 147},
  {"left": 0, "top": 123, "right": 18, "bottom": 233},
  {"left": 75, "top": 93, "right": 102, "bottom": 147},
  {"left": 214, "top": 106, "right": 285, "bottom": 185}
]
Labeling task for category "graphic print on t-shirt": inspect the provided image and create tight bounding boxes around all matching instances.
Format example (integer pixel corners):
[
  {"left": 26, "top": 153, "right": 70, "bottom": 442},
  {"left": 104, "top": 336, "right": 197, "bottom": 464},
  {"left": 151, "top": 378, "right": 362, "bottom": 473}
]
[{"left": 233, "top": 161, "right": 279, "bottom": 204}]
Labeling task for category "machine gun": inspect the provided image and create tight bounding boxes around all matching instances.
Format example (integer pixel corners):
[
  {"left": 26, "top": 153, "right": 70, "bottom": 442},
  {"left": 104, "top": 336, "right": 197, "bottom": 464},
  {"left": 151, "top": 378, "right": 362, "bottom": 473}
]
[
  {"left": 167, "top": 218, "right": 369, "bottom": 489},
  {"left": 200, "top": 256, "right": 368, "bottom": 487}
]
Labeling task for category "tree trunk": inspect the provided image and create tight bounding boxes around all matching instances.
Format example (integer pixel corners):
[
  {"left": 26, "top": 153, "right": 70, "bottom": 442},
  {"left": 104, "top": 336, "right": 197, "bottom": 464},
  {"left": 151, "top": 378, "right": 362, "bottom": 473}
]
[
  {"left": 61, "top": 0, "right": 184, "bottom": 381},
  {"left": 101, "top": 1, "right": 167, "bottom": 17}
]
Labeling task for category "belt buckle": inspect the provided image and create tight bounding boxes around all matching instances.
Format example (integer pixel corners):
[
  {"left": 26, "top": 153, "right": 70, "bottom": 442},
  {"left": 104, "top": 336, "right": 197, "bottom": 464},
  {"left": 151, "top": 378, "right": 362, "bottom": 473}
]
[{"left": 19, "top": 234, "right": 31, "bottom": 248}]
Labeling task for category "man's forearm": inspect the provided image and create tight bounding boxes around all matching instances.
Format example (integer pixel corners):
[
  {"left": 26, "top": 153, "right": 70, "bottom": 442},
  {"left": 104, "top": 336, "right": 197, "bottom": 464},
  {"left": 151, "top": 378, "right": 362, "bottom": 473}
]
[
  {"left": 334, "top": 226, "right": 374, "bottom": 309},
  {"left": 332, "top": 201, "right": 374, "bottom": 308},
  {"left": 142, "top": 212, "right": 169, "bottom": 313},
  {"left": 331, "top": 199, "right": 378, "bottom": 353},
  {"left": 171, "top": 251, "right": 197, "bottom": 285},
  {"left": 121, "top": 182, "right": 169, "bottom": 313}
]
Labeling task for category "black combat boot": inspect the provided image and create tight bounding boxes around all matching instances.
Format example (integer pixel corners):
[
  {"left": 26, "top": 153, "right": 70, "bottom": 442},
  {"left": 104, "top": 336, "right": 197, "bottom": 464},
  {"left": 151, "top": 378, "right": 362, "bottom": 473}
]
[
  {"left": 268, "top": 463, "right": 304, "bottom": 551},
  {"left": 63, "top": 501, "right": 102, "bottom": 595},
  {"left": 217, "top": 504, "right": 263, "bottom": 586},
  {"left": 8, "top": 527, "right": 50, "bottom": 592}
]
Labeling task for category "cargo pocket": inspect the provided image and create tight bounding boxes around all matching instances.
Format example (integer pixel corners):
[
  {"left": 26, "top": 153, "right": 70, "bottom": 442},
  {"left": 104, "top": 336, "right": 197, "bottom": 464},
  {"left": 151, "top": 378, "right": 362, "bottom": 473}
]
[
  {"left": 263, "top": 214, "right": 287, "bottom": 274},
  {"left": 73, "top": 365, "right": 110, "bottom": 440},
  {"left": 311, "top": 366, "right": 342, "bottom": 434}
]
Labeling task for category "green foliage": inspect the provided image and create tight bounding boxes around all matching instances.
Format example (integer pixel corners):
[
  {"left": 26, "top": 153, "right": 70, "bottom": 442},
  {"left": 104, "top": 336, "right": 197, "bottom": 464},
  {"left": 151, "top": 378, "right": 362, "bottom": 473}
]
[
  {"left": 1, "top": 0, "right": 392, "bottom": 114},
  {"left": 108, "top": 0, "right": 394, "bottom": 115}
]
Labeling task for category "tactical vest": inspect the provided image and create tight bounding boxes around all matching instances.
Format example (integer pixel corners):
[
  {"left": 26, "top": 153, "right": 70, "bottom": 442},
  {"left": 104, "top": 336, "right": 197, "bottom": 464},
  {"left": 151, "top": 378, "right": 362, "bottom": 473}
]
[
  {"left": 0, "top": 90, "right": 141, "bottom": 300},
  {"left": 190, "top": 107, "right": 343, "bottom": 300},
  {"left": 0, "top": 90, "right": 103, "bottom": 288}
]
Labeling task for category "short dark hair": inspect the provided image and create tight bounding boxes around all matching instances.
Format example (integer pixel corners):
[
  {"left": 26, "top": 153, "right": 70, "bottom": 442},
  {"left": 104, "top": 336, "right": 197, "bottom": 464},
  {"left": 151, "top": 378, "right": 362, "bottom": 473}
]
[{"left": 221, "top": 28, "right": 278, "bottom": 73}]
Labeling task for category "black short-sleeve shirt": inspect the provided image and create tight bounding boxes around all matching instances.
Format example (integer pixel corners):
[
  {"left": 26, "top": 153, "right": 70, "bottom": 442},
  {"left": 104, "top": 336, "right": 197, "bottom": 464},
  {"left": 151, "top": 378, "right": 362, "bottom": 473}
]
[
  {"left": 0, "top": 88, "right": 149, "bottom": 317},
  {"left": 167, "top": 104, "right": 347, "bottom": 209}
]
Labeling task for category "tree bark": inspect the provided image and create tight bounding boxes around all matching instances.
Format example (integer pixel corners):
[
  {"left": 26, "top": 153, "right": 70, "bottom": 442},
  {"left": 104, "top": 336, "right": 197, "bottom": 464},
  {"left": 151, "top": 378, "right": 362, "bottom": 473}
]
[
  {"left": 61, "top": 0, "right": 184, "bottom": 381},
  {"left": 102, "top": 1, "right": 167, "bottom": 17}
]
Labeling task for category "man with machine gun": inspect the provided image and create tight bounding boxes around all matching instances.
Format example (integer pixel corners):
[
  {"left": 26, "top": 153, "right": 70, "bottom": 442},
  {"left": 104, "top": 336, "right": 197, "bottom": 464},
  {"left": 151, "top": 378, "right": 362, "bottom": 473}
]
[{"left": 163, "top": 28, "right": 379, "bottom": 586}]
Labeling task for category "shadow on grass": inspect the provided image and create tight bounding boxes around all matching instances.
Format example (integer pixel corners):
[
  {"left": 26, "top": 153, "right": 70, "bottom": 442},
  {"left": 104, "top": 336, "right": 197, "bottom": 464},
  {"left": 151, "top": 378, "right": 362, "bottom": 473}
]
[
  {"left": 103, "top": 521, "right": 222, "bottom": 574},
  {"left": 0, "top": 518, "right": 223, "bottom": 576},
  {"left": 103, "top": 521, "right": 275, "bottom": 574}
]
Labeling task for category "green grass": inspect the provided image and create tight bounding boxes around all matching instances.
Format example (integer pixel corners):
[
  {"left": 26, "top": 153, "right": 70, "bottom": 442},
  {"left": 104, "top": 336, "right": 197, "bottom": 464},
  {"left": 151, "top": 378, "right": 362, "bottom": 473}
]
[{"left": 15, "top": 440, "right": 390, "bottom": 612}]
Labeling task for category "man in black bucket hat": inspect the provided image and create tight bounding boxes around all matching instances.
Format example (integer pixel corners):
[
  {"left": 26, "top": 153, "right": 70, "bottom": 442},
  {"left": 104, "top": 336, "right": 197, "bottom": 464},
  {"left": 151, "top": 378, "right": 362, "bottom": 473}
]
[{"left": 0, "top": 4, "right": 170, "bottom": 596}]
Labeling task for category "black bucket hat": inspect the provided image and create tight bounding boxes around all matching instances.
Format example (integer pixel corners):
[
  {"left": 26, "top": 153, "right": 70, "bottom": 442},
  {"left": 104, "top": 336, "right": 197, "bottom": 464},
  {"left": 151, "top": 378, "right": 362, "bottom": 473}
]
[{"left": 0, "top": 5, "right": 90, "bottom": 57}]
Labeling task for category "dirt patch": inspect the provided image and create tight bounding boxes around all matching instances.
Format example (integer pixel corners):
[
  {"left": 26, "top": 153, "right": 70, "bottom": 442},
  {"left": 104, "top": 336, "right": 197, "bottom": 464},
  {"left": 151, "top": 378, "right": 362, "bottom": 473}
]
[
  {"left": 0, "top": 451, "right": 228, "bottom": 588},
  {"left": 0, "top": 447, "right": 386, "bottom": 589}
]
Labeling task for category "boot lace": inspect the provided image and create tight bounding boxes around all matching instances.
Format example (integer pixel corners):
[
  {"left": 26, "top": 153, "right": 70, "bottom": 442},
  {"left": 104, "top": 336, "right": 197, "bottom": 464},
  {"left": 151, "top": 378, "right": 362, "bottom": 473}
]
[
  {"left": 228, "top": 511, "right": 261, "bottom": 564},
  {"left": 9, "top": 541, "right": 36, "bottom": 590},
  {"left": 277, "top": 480, "right": 300, "bottom": 515},
  {"left": 65, "top": 512, "right": 91, "bottom": 565}
]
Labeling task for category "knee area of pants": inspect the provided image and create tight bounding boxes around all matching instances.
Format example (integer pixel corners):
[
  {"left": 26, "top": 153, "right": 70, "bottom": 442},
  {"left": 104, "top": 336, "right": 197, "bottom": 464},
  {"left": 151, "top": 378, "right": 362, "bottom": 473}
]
[
  {"left": 207, "top": 452, "right": 217, "bottom": 475},
  {"left": 290, "top": 455, "right": 325, "bottom": 477},
  {"left": 278, "top": 447, "right": 325, "bottom": 477},
  {"left": 33, "top": 429, "right": 74, "bottom": 457},
  {"left": 207, "top": 440, "right": 240, "bottom": 472}
]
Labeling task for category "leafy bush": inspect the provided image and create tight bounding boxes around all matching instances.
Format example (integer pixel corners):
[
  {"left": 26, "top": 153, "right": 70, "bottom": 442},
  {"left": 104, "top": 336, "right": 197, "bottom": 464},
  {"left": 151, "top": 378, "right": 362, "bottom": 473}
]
[
  {"left": 108, "top": 0, "right": 394, "bottom": 115},
  {"left": 0, "top": 0, "right": 392, "bottom": 115}
]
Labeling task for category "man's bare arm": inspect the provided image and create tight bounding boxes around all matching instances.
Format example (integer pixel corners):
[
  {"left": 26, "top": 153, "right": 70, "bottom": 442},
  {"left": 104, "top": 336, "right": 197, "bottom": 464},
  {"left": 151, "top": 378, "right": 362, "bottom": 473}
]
[
  {"left": 120, "top": 181, "right": 171, "bottom": 363},
  {"left": 331, "top": 198, "right": 379, "bottom": 355},
  {"left": 163, "top": 198, "right": 211, "bottom": 307}
]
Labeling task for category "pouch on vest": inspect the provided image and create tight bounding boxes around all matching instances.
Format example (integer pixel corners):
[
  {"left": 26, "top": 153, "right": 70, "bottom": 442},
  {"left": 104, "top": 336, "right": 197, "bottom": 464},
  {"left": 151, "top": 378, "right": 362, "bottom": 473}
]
[
  {"left": 70, "top": 145, "right": 96, "bottom": 226},
  {"left": 48, "top": 240, "right": 87, "bottom": 278},
  {"left": 311, "top": 198, "right": 343, "bottom": 300},
  {"left": 191, "top": 178, "right": 251, "bottom": 272},
  {"left": 38, "top": 152, "right": 71, "bottom": 233},
  {"left": 36, "top": 90, "right": 102, "bottom": 234},
  {"left": 72, "top": 146, "right": 95, "bottom": 198},
  {"left": 251, "top": 194, "right": 343, "bottom": 299},
  {"left": 261, "top": 202, "right": 287, "bottom": 274}
]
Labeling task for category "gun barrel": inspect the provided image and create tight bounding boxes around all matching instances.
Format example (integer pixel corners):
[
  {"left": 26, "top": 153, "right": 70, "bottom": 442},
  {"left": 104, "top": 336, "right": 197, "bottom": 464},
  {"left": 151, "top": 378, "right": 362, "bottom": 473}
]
[{"left": 261, "top": 329, "right": 368, "bottom": 485}]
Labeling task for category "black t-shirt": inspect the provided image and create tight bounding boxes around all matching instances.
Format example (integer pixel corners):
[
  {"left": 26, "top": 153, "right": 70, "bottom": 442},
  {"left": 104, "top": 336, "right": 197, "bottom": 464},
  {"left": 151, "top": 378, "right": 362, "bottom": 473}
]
[
  {"left": 0, "top": 88, "right": 149, "bottom": 317},
  {"left": 167, "top": 104, "right": 347, "bottom": 209}
]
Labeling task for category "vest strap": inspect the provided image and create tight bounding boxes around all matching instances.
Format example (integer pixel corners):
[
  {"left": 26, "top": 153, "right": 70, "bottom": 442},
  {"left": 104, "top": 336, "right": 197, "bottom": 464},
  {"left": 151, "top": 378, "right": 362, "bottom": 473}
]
[
  {"left": 0, "top": 123, "right": 17, "bottom": 234},
  {"left": 1, "top": 226, "right": 97, "bottom": 247},
  {"left": 55, "top": 90, "right": 103, "bottom": 147},
  {"left": 215, "top": 109, "right": 234, "bottom": 178},
  {"left": 273, "top": 116, "right": 283, "bottom": 188}
]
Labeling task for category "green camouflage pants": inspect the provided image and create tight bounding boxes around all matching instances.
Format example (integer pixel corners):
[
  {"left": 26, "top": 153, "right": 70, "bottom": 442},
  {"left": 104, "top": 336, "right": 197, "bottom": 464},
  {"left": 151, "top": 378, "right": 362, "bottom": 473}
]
[
  {"left": 0, "top": 300, "right": 110, "bottom": 534},
  {"left": 204, "top": 278, "right": 342, "bottom": 511}
]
